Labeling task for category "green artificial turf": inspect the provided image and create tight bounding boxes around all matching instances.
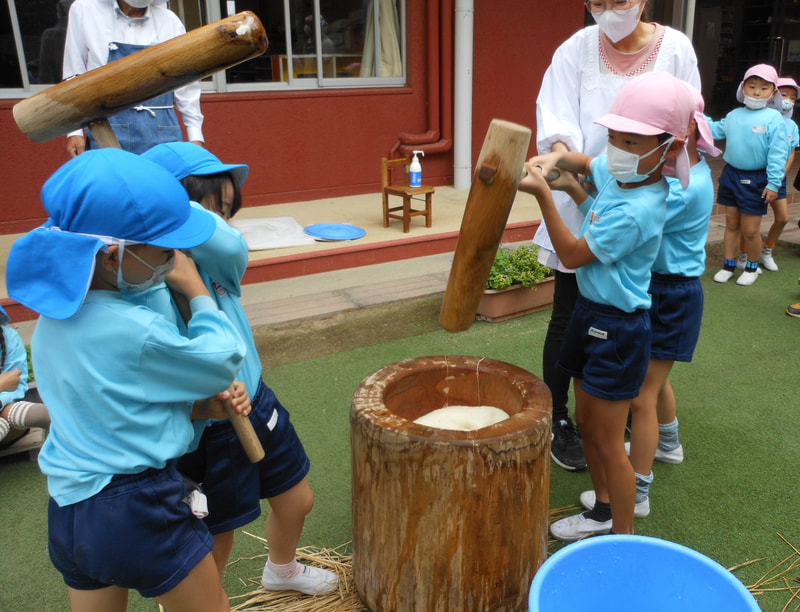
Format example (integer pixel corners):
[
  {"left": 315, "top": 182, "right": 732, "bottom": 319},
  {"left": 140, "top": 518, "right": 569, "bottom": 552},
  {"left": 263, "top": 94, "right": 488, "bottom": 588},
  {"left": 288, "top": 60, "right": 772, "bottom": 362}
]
[{"left": 3, "top": 243, "right": 800, "bottom": 611}]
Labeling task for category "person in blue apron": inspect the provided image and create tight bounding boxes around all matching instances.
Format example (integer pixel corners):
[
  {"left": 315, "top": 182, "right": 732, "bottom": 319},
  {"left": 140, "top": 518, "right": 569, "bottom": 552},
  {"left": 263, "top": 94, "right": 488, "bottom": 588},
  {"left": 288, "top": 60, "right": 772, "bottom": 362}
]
[
  {"left": 63, "top": 0, "right": 204, "bottom": 157},
  {"left": 87, "top": 40, "right": 182, "bottom": 154}
]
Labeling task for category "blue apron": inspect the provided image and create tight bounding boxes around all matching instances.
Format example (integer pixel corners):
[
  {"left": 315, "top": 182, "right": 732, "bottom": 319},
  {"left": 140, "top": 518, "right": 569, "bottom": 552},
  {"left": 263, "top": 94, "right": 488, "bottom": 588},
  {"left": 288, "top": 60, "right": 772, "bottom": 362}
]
[{"left": 87, "top": 41, "right": 182, "bottom": 154}]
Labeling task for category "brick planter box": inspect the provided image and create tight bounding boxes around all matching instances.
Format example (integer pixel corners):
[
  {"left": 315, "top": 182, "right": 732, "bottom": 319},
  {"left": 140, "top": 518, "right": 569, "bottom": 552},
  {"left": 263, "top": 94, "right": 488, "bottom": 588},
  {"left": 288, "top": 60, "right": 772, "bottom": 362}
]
[{"left": 476, "top": 276, "right": 555, "bottom": 322}]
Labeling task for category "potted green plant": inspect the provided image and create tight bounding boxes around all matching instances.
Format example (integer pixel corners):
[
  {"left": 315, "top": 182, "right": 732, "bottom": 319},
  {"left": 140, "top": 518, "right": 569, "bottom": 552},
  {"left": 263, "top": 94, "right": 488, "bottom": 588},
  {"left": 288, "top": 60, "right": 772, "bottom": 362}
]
[{"left": 477, "top": 244, "right": 555, "bottom": 322}]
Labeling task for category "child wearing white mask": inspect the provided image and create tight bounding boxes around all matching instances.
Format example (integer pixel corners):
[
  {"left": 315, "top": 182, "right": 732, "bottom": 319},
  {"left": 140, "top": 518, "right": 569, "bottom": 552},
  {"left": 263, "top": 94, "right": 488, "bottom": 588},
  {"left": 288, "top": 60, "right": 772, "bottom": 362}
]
[
  {"left": 6, "top": 149, "right": 249, "bottom": 611},
  {"left": 743, "top": 76, "right": 799, "bottom": 273},
  {"left": 520, "top": 71, "right": 694, "bottom": 541},
  {"left": 707, "top": 64, "right": 790, "bottom": 286},
  {"left": 534, "top": 0, "right": 699, "bottom": 473}
]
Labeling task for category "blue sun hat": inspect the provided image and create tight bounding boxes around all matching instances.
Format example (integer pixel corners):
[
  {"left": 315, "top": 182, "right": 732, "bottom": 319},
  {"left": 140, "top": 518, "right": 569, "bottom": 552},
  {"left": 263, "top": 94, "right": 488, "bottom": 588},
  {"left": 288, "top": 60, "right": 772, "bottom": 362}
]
[
  {"left": 0, "top": 305, "right": 9, "bottom": 326},
  {"left": 6, "top": 149, "right": 216, "bottom": 320},
  {"left": 141, "top": 142, "right": 249, "bottom": 188}
]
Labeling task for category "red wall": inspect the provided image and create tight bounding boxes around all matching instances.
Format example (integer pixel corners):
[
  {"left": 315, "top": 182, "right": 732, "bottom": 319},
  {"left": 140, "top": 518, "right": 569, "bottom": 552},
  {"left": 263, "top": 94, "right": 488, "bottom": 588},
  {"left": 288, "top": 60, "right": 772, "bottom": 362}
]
[
  {"left": 0, "top": 1, "right": 584, "bottom": 234},
  {"left": 472, "top": 2, "right": 584, "bottom": 160}
]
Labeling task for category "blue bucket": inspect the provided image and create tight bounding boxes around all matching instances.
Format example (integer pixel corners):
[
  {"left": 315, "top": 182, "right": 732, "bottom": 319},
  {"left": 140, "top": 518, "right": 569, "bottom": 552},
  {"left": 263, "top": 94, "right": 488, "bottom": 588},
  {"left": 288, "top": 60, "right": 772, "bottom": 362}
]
[{"left": 529, "top": 535, "right": 761, "bottom": 612}]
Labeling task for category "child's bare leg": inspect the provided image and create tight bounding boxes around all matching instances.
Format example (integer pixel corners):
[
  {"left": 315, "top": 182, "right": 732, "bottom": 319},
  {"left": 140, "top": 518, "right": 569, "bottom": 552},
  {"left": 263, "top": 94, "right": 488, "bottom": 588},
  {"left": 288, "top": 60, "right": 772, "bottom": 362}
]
[
  {"left": 575, "top": 384, "right": 606, "bottom": 500},
  {"left": 715, "top": 207, "right": 742, "bottom": 282},
  {"left": 629, "top": 359, "right": 673, "bottom": 478},
  {"left": 657, "top": 379, "right": 677, "bottom": 426},
  {"left": 264, "top": 479, "right": 314, "bottom": 564},
  {"left": 68, "top": 585, "right": 129, "bottom": 612},
  {"left": 766, "top": 198, "right": 789, "bottom": 245},
  {"left": 589, "top": 395, "right": 635, "bottom": 535},
  {"left": 210, "top": 531, "right": 235, "bottom": 577},
  {"left": 261, "top": 478, "right": 338, "bottom": 596},
  {"left": 741, "top": 213, "right": 764, "bottom": 262},
  {"left": 155, "top": 553, "right": 230, "bottom": 612},
  {"left": 762, "top": 198, "right": 788, "bottom": 271},
  {"left": 722, "top": 207, "right": 741, "bottom": 261}
]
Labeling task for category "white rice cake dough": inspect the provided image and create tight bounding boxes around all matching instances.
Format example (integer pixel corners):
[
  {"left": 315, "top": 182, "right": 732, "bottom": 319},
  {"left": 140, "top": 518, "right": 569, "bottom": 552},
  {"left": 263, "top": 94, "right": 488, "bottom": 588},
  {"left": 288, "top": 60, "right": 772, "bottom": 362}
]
[{"left": 413, "top": 405, "right": 509, "bottom": 431}]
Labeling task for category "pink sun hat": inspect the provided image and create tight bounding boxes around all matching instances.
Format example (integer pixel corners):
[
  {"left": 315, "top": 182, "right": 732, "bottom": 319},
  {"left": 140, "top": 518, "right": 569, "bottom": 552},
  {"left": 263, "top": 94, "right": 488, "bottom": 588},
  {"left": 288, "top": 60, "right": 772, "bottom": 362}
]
[
  {"left": 595, "top": 71, "right": 694, "bottom": 139},
  {"left": 595, "top": 71, "right": 695, "bottom": 187},
  {"left": 736, "top": 63, "right": 781, "bottom": 106},
  {"left": 684, "top": 82, "right": 721, "bottom": 157},
  {"left": 777, "top": 76, "right": 800, "bottom": 97}
]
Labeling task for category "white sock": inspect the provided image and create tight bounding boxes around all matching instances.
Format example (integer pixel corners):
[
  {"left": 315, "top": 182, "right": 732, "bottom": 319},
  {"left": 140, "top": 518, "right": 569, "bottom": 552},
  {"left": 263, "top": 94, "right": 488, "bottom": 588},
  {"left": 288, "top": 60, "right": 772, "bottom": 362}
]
[
  {"left": 0, "top": 417, "right": 9, "bottom": 442},
  {"left": 267, "top": 557, "right": 302, "bottom": 579}
]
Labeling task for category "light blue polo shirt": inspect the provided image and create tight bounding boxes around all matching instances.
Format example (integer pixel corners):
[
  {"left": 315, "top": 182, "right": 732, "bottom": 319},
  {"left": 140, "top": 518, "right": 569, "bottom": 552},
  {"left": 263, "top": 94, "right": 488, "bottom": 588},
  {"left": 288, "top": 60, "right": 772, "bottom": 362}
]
[
  {"left": 652, "top": 158, "right": 715, "bottom": 277},
  {"left": 35, "top": 292, "right": 245, "bottom": 506},
  {"left": 575, "top": 156, "right": 669, "bottom": 312}
]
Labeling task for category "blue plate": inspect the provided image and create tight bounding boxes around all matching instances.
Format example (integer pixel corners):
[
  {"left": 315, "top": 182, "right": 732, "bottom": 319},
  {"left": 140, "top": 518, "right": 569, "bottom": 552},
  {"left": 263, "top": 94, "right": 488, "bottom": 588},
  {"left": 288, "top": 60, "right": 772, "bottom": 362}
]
[{"left": 304, "top": 223, "right": 366, "bottom": 241}]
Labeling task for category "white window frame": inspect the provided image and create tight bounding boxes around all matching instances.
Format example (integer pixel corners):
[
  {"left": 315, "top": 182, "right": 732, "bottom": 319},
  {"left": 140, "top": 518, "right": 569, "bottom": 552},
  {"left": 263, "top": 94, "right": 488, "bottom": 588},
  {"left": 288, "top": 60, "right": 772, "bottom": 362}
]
[{"left": 0, "top": 0, "right": 406, "bottom": 99}]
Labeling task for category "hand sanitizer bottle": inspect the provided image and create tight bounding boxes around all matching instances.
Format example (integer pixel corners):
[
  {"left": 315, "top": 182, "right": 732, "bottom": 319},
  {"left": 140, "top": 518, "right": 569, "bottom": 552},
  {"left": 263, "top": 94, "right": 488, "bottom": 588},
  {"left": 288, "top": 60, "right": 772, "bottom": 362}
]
[{"left": 409, "top": 150, "right": 424, "bottom": 187}]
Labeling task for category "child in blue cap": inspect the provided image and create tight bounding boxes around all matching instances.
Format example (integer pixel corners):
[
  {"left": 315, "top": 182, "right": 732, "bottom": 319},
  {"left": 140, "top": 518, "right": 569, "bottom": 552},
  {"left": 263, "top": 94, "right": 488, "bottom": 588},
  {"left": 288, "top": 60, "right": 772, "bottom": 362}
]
[
  {"left": 6, "top": 148, "right": 248, "bottom": 611},
  {"left": 141, "top": 142, "right": 339, "bottom": 596},
  {"left": 0, "top": 304, "right": 49, "bottom": 446}
]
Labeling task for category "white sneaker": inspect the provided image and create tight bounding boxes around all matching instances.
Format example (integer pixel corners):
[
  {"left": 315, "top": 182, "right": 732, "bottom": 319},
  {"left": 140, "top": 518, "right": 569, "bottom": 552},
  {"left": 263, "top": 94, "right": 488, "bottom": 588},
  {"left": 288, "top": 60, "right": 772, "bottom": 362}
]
[
  {"left": 713, "top": 269, "right": 734, "bottom": 283},
  {"left": 760, "top": 251, "right": 778, "bottom": 271},
  {"left": 624, "top": 441, "right": 684, "bottom": 465},
  {"left": 736, "top": 253, "right": 747, "bottom": 270},
  {"left": 736, "top": 270, "right": 759, "bottom": 286},
  {"left": 550, "top": 511, "right": 611, "bottom": 541},
  {"left": 262, "top": 563, "right": 338, "bottom": 596},
  {"left": 579, "top": 490, "right": 650, "bottom": 518},
  {"left": 655, "top": 444, "right": 684, "bottom": 465}
]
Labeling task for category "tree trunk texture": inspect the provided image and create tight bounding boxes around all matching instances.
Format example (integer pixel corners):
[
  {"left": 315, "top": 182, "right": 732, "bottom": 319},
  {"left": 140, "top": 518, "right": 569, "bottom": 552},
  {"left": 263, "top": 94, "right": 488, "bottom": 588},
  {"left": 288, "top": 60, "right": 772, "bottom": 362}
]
[{"left": 351, "top": 355, "right": 552, "bottom": 612}]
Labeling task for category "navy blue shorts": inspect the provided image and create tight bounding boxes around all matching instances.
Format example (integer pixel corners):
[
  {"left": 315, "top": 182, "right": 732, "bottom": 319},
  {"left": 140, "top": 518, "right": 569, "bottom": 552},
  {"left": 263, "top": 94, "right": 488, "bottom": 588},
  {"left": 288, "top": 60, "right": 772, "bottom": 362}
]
[
  {"left": 48, "top": 461, "right": 213, "bottom": 597},
  {"left": 778, "top": 176, "right": 788, "bottom": 200},
  {"left": 557, "top": 295, "right": 651, "bottom": 401},
  {"left": 177, "top": 380, "right": 310, "bottom": 534},
  {"left": 649, "top": 273, "right": 704, "bottom": 362},
  {"left": 716, "top": 164, "right": 769, "bottom": 215}
]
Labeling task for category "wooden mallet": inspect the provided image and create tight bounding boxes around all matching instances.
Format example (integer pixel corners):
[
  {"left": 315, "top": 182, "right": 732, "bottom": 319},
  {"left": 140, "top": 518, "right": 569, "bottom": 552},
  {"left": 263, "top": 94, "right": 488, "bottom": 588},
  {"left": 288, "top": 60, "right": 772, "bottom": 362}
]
[
  {"left": 439, "top": 119, "right": 532, "bottom": 332},
  {"left": 13, "top": 11, "right": 268, "bottom": 463},
  {"left": 13, "top": 11, "right": 268, "bottom": 147}
]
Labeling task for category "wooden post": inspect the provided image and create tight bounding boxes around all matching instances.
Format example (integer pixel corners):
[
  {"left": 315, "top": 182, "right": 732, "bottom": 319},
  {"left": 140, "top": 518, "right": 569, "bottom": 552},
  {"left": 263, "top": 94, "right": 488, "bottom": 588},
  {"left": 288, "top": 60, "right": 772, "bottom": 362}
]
[
  {"left": 439, "top": 119, "right": 532, "bottom": 332},
  {"left": 351, "top": 355, "right": 552, "bottom": 612}
]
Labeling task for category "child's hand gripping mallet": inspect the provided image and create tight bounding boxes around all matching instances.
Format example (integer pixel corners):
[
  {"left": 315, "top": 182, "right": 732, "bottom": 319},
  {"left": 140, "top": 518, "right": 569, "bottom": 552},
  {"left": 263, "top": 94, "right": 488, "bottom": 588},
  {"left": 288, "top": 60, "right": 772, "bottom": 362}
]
[{"left": 168, "top": 256, "right": 265, "bottom": 464}]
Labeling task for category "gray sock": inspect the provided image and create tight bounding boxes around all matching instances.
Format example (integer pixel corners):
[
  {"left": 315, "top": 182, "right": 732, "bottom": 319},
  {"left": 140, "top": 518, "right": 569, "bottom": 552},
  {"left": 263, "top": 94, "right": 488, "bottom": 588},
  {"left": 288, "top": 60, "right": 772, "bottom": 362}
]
[
  {"left": 7, "top": 401, "right": 50, "bottom": 430},
  {"left": 635, "top": 471, "right": 653, "bottom": 504},
  {"left": 658, "top": 418, "right": 680, "bottom": 451},
  {"left": 0, "top": 417, "right": 9, "bottom": 441}
]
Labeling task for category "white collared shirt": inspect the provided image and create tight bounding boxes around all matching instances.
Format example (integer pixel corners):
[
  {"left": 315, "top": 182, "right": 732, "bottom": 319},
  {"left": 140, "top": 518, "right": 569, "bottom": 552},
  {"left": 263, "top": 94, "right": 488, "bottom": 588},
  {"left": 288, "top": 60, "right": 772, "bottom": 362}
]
[{"left": 63, "top": 0, "right": 203, "bottom": 142}]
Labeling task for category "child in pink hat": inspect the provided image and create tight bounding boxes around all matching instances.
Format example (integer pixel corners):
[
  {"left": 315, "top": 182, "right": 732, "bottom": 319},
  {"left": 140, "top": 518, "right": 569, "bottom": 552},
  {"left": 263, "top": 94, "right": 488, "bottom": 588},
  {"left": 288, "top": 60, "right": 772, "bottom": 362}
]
[
  {"left": 707, "top": 63, "right": 791, "bottom": 286},
  {"left": 752, "top": 76, "right": 800, "bottom": 273},
  {"left": 519, "top": 70, "right": 694, "bottom": 541},
  {"left": 581, "top": 83, "right": 723, "bottom": 521}
]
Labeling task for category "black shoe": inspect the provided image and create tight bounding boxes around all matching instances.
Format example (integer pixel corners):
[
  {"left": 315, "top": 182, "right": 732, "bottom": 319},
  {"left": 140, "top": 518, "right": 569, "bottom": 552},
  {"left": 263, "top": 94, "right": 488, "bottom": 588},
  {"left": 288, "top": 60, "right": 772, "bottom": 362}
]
[{"left": 551, "top": 419, "right": 587, "bottom": 471}]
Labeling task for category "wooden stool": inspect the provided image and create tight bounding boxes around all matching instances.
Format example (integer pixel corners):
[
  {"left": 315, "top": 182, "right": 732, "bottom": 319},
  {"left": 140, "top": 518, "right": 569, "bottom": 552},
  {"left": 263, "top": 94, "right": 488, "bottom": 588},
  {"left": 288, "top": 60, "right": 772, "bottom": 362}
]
[{"left": 381, "top": 157, "right": 434, "bottom": 232}]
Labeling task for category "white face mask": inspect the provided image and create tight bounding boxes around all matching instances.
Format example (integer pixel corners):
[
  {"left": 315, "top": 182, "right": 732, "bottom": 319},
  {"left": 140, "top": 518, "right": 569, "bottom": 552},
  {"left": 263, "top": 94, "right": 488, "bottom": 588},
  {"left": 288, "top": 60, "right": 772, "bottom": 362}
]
[
  {"left": 606, "top": 137, "right": 674, "bottom": 184},
  {"left": 592, "top": 4, "right": 643, "bottom": 44},
  {"left": 123, "top": 0, "right": 153, "bottom": 8},
  {"left": 117, "top": 244, "right": 174, "bottom": 294},
  {"left": 743, "top": 94, "right": 769, "bottom": 111},
  {"left": 780, "top": 98, "right": 795, "bottom": 115}
]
